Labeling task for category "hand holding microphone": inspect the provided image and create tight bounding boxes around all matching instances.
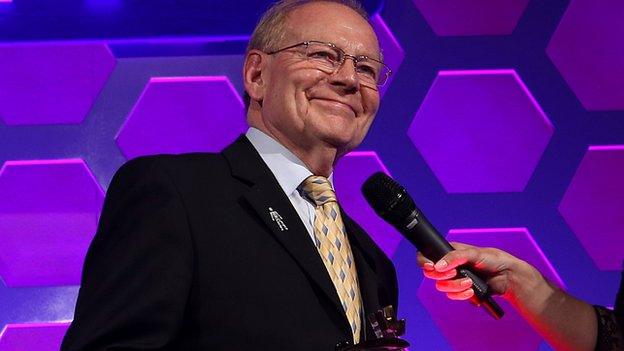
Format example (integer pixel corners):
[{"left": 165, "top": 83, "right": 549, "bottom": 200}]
[
  {"left": 417, "top": 242, "right": 538, "bottom": 304},
  {"left": 361, "top": 172, "right": 504, "bottom": 319},
  {"left": 361, "top": 172, "right": 621, "bottom": 351}
]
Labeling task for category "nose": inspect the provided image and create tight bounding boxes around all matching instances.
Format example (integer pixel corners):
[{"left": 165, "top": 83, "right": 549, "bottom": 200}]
[{"left": 328, "top": 56, "right": 359, "bottom": 92}]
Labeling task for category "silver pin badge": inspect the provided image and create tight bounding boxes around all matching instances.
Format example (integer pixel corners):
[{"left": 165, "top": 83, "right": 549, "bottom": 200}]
[{"left": 269, "top": 207, "right": 288, "bottom": 231}]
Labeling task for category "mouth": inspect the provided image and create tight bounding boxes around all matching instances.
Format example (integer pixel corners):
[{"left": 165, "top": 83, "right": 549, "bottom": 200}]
[{"left": 311, "top": 98, "right": 357, "bottom": 117}]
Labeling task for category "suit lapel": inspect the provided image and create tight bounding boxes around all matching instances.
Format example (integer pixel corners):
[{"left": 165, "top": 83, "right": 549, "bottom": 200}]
[{"left": 223, "top": 136, "right": 351, "bottom": 334}]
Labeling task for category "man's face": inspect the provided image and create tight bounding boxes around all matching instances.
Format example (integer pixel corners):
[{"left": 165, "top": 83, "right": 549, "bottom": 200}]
[{"left": 259, "top": 2, "right": 381, "bottom": 159}]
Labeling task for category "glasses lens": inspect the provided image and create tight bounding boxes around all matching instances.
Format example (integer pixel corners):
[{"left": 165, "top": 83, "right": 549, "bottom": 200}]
[
  {"left": 355, "top": 58, "right": 382, "bottom": 87},
  {"left": 303, "top": 42, "right": 391, "bottom": 87},
  {"left": 305, "top": 42, "right": 341, "bottom": 72},
  {"left": 376, "top": 64, "right": 391, "bottom": 86}
]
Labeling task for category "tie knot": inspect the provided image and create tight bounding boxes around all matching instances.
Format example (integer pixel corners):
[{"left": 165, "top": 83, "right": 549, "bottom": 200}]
[{"left": 300, "top": 175, "right": 337, "bottom": 206}]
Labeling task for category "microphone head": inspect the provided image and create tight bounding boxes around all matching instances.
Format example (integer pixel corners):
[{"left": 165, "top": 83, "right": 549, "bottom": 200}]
[{"left": 361, "top": 172, "right": 416, "bottom": 227}]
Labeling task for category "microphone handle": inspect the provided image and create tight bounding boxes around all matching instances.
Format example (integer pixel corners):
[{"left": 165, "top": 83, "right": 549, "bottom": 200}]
[{"left": 401, "top": 210, "right": 504, "bottom": 320}]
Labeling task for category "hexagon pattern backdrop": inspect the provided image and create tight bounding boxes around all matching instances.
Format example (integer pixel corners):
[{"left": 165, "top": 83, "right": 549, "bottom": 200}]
[{"left": 0, "top": 0, "right": 623, "bottom": 350}]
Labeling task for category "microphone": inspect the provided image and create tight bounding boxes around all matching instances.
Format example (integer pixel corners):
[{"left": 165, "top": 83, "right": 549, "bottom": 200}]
[{"left": 361, "top": 172, "right": 504, "bottom": 320}]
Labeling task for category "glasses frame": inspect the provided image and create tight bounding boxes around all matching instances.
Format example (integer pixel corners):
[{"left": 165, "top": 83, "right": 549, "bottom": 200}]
[{"left": 266, "top": 40, "right": 392, "bottom": 87}]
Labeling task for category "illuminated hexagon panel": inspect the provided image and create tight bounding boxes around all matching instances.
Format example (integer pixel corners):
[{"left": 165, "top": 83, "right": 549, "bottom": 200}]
[
  {"left": 0, "top": 323, "right": 69, "bottom": 351},
  {"left": 0, "top": 42, "right": 115, "bottom": 125},
  {"left": 116, "top": 76, "right": 246, "bottom": 159},
  {"left": 559, "top": 146, "right": 624, "bottom": 271},
  {"left": 370, "top": 13, "right": 405, "bottom": 96},
  {"left": 0, "top": 159, "right": 104, "bottom": 287},
  {"left": 418, "top": 228, "right": 564, "bottom": 351},
  {"left": 547, "top": 0, "right": 624, "bottom": 111},
  {"left": 334, "top": 152, "right": 403, "bottom": 258},
  {"left": 408, "top": 70, "right": 554, "bottom": 193},
  {"left": 413, "top": 0, "right": 530, "bottom": 36}
]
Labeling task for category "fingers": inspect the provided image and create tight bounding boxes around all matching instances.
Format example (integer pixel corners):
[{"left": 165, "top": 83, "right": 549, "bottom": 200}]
[
  {"left": 418, "top": 252, "right": 451, "bottom": 278},
  {"left": 435, "top": 277, "right": 475, "bottom": 300},
  {"left": 416, "top": 242, "right": 496, "bottom": 301},
  {"left": 433, "top": 245, "right": 480, "bottom": 272},
  {"left": 423, "top": 267, "right": 457, "bottom": 280},
  {"left": 417, "top": 241, "right": 522, "bottom": 301},
  {"left": 434, "top": 243, "right": 510, "bottom": 275},
  {"left": 416, "top": 252, "right": 432, "bottom": 268},
  {"left": 435, "top": 277, "right": 473, "bottom": 293},
  {"left": 446, "top": 289, "right": 475, "bottom": 301},
  {"left": 417, "top": 244, "right": 477, "bottom": 271},
  {"left": 418, "top": 252, "right": 459, "bottom": 282},
  {"left": 417, "top": 242, "right": 481, "bottom": 275}
]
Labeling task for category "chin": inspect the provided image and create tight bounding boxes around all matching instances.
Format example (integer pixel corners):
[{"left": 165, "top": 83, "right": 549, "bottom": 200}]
[{"left": 324, "top": 132, "right": 362, "bottom": 151}]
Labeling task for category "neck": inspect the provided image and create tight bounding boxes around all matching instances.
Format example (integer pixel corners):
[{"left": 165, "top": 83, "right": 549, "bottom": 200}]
[
  {"left": 267, "top": 127, "right": 339, "bottom": 177},
  {"left": 294, "top": 145, "right": 337, "bottom": 177},
  {"left": 248, "top": 119, "right": 339, "bottom": 177}
]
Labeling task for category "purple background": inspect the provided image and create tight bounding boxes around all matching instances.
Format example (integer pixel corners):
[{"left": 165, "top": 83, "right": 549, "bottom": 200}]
[{"left": 1, "top": 0, "right": 623, "bottom": 350}]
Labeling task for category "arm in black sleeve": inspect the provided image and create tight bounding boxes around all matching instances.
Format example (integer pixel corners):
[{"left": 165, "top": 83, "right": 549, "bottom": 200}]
[
  {"left": 594, "top": 306, "right": 623, "bottom": 351},
  {"left": 594, "top": 270, "right": 624, "bottom": 351},
  {"left": 61, "top": 157, "right": 194, "bottom": 351},
  {"left": 616, "top": 270, "right": 624, "bottom": 337}
]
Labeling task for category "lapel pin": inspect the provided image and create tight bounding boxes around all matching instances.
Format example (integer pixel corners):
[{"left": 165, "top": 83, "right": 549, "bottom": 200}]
[{"left": 269, "top": 207, "right": 288, "bottom": 231}]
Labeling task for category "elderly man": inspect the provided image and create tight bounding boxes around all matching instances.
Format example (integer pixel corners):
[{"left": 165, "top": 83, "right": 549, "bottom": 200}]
[{"left": 62, "top": 1, "right": 397, "bottom": 350}]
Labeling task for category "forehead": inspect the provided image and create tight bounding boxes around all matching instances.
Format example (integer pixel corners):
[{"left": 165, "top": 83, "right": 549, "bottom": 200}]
[{"left": 283, "top": 2, "right": 380, "bottom": 58}]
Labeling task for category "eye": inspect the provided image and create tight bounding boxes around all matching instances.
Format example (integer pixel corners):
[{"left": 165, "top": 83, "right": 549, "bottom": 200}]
[
  {"left": 309, "top": 51, "right": 331, "bottom": 59},
  {"left": 307, "top": 48, "right": 339, "bottom": 62},
  {"left": 356, "top": 63, "right": 379, "bottom": 80}
]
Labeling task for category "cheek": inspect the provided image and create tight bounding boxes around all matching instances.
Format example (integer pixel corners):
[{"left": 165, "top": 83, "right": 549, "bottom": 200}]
[
  {"left": 362, "top": 89, "right": 380, "bottom": 115},
  {"left": 296, "top": 72, "right": 327, "bottom": 114},
  {"left": 356, "top": 114, "right": 375, "bottom": 139},
  {"left": 360, "top": 91, "right": 380, "bottom": 132}
]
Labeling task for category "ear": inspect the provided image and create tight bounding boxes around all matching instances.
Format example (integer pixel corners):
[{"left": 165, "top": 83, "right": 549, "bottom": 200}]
[{"left": 243, "top": 50, "right": 266, "bottom": 105}]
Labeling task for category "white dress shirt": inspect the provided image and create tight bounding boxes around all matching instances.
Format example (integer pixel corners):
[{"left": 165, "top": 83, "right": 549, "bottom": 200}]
[{"left": 246, "top": 127, "right": 334, "bottom": 243}]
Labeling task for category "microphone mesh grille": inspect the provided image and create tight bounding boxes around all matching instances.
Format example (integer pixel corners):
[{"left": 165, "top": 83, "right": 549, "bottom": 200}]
[{"left": 361, "top": 172, "right": 415, "bottom": 226}]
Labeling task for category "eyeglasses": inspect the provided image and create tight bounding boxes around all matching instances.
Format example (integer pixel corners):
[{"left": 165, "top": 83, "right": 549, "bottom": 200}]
[{"left": 266, "top": 40, "right": 392, "bottom": 87}]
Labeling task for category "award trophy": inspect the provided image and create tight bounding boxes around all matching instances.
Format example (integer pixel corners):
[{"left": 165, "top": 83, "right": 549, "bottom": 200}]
[{"left": 335, "top": 305, "right": 410, "bottom": 351}]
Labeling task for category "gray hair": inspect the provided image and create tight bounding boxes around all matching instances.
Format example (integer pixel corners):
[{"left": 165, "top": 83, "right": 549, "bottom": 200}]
[
  {"left": 244, "top": 0, "right": 370, "bottom": 109},
  {"left": 247, "top": 0, "right": 369, "bottom": 54}
]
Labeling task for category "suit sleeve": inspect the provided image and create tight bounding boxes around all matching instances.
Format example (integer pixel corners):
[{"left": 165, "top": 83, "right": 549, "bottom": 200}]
[{"left": 61, "top": 157, "right": 194, "bottom": 350}]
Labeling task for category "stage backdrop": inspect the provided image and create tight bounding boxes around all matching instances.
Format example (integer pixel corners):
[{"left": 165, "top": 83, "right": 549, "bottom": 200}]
[{"left": 0, "top": 0, "right": 622, "bottom": 350}]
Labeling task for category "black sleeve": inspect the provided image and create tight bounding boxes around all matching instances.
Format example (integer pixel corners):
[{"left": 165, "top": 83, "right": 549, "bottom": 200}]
[
  {"left": 616, "top": 270, "right": 624, "bottom": 337},
  {"left": 594, "top": 270, "right": 624, "bottom": 351},
  {"left": 594, "top": 306, "right": 623, "bottom": 351},
  {"left": 61, "top": 157, "right": 194, "bottom": 351}
]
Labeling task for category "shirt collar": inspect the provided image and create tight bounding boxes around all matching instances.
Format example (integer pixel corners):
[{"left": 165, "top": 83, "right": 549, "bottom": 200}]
[{"left": 246, "top": 127, "right": 334, "bottom": 196}]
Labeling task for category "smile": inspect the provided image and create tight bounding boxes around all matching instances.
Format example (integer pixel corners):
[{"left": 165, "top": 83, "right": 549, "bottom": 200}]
[{"left": 312, "top": 98, "right": 357, "bottom": 116}]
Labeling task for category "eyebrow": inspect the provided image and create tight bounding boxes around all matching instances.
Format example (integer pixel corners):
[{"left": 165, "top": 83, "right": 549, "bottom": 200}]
[{"left": 309, "top": 38, "right": 381, "bottom": 59}]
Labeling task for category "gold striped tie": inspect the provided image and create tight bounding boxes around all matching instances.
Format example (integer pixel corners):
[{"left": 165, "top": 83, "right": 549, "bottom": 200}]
[{"left": 300, "top": 175, "right": 362, "bottom": 343}]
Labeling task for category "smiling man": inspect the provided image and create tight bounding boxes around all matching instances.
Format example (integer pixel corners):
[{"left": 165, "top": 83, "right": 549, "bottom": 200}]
[
  {"left": 244, "top": 0, "right": 384, "bottom": 177},
  {"left": 62, "top": 1, "right": 397, "bottom": 350}
]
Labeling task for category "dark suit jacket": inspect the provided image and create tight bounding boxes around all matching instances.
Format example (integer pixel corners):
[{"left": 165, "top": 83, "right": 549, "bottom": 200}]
[{"left": 62, "top": 136, "right": 398, "bottom": 351}]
